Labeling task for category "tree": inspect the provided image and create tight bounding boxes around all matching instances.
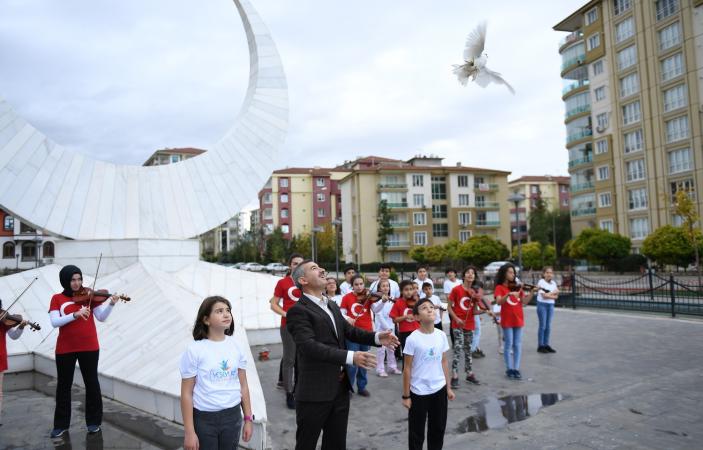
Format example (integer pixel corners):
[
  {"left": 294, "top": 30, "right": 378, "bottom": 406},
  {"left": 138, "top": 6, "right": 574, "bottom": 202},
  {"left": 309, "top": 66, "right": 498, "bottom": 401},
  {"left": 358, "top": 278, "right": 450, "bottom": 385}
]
[
  {"left": 424, "top": 245, "right": 446, "bottom": 265},
  {"left": 456, "top": 235, "right": 509, "bottom": 268},
  {"left": 408, "top": 246, "right": 427, "bottom": 263},
  {"left": 569, "top": 228, "right": 631, "bottom": 266},
  {"left": 674, "top": 189, "right": 702, "bottom": 285},
  {"left": 513, "top": 241, "right": 556, "bottom": 270},
  {"left": 263, "top": 227, "right": 287, "bottom": 262},
  {"left": 528, "top": 199, "right": 572, "bottom": 255},
  {"left": 642, "top": 225, "right": 695, "bottom": 268},
  {"left": 376, "top": 200, "right": 393, "bottom": 261}
]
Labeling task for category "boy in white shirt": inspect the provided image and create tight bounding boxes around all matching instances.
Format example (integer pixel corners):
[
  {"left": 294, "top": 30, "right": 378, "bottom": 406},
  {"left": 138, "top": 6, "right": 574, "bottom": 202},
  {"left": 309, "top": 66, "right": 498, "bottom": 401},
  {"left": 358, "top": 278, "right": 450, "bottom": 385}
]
[
  {"left": 413, "top": 265, "right": 433, "bottom": 298},
  {"left": 421, "top": 282, "right": 444, "bottom": 332},
  {"left": 442, "top": 268, "right": 461, "bottom": 299},
  {"left": 339, "top": 265, "right": 357, "bottom": 295},
  {"left": 402, "top": 298, "right": 455, "bottom": 450},
  {"left": 368, "top": 263, "right": 401, "bottom": 298}
]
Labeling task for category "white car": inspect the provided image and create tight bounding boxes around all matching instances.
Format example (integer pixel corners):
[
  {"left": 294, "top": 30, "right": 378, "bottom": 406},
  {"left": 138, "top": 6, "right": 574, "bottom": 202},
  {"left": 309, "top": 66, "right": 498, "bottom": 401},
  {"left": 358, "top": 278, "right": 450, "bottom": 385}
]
[
  {"left": 483, "top": 261, "right": 520, "bottom": 279},
  {"left": 244, "top": 262, "right": 264, "bottom": 272},
  {"left": 265, "top": 262, "right": 288, "bottom": 273}
]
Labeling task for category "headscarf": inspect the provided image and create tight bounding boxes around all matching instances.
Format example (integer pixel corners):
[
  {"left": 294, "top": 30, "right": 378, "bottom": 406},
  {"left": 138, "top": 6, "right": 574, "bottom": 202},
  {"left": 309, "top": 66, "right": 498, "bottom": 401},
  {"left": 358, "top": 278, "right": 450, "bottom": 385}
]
[{"left": 59, "top": 265, "right": 82, "bottom": 297}]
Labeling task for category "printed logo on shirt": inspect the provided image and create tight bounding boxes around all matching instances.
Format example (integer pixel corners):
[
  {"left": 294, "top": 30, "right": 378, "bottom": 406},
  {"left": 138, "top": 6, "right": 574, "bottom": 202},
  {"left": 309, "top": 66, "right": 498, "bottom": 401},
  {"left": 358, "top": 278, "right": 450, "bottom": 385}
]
[
  {"left": 288, "top": 286, "right": 300, "bottom": 302},
  {"left": 208, "top": 359, "right": 238, "bottom": 381},
  {"left": 351, "top": 303, "right": 365, "bottom": 316},
  {"left": 459, "top": 296, "right": 471, "bottom": 311},
  {"left": 506, "top": 294, "right": 520, "bottom": 306},
  {"left": 423, "top": 347, "right": 441, "bottom": 362},
  {"left": 404, "top": 308, "right": 413, "bottom": 318}
]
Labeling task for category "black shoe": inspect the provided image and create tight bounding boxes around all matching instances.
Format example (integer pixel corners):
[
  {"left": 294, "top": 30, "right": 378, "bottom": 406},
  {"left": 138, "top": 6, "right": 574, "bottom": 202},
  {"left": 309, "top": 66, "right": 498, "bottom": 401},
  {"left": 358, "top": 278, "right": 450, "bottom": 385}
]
[
  {"left": 465, "top": 373, "right": 480, "bottom": 385},
  {"left": 451, "top": 377, "right": 459, "bottom": 388},
  {"left": 513, "top": 370, "right": 523, "bottom": 380},
  {"left": 358, "top": 389, "right": 371, "bottom": 397},
  {"left": 537, "top": 346, "right": 548, "bottom": 353},
  {"left": 471, "top": 350, "right": 484, "bottom": 359},
  {"left": 477, "top": 349, "right": 486, "bottom": 357},
  {"left": 506, "top": 369, "right": 515, "bottom": 379},
  {"left": 286, "top": 392, "right": 296, "bottom": 409},
  {"left": 546, "top": 346, "right": 557, "bottom": 353}
]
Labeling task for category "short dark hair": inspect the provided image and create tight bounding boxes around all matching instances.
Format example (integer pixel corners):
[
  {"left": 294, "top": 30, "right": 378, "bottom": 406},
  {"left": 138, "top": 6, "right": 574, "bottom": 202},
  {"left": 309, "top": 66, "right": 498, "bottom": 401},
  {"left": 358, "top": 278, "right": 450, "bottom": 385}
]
[
  {"left": 343, "top": 264, "right": 356, "bottom": 274},
  {"left": 399, "top": 280, "right": 414, "bottom": 291},
  {"left": 192, "top": 296, "right": 234, "bottom": 340},
  {"left": 288, "top": 253, "right": 304, "bottom": 266},
  {"left": 412, "top": 297, "right": 434, "bottom": 315},
  {"left": 445, "top": 268, "right": 457, "bottom": 275},
  {"left": 416, "top": 264, "right": 429, "bottom": 271},
  {"left": 422, "top": 281, "right": 433, "bottom": 290},
  {"left": 379, "top": 263, "right": 392, "bottom": 271}
]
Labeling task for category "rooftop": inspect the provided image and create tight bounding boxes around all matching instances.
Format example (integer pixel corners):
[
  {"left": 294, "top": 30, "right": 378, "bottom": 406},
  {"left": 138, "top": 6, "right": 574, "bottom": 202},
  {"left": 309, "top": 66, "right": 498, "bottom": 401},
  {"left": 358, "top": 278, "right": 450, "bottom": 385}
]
[
  {"left": 142, "top": 147, "right": 206, "bottom": 165},
  {"left": 510, "top": 175, "right": 571, "bottom": 184},
  {"left": 553, "top": 0, "right": 598, "bottom": 32}
]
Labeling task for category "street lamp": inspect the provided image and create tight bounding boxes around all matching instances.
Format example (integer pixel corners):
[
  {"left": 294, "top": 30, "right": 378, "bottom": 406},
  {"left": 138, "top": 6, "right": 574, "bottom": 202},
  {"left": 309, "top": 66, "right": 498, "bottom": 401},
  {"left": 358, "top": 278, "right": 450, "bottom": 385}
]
[
  {"left": 507, "top": 192, "right": 526, "bottom": 272},
  {"left": 331, "top": 219, "right": 342, "bottom": 278},
  {"left": 311, "top": 226, "right": 324, "bottom": 262}
]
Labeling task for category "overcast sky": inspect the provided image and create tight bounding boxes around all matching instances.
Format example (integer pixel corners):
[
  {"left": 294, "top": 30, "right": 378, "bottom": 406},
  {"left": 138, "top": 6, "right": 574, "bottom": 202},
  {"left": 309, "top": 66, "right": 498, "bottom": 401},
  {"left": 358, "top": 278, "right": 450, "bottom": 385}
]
[{"left": 0, "top": 0, "right": 586, "bottom": 181}]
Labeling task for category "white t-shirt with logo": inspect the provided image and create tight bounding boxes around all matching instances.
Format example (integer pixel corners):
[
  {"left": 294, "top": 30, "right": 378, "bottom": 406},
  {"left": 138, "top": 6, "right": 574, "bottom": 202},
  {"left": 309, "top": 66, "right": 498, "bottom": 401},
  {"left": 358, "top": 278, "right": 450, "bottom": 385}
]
[
  {"left": 369, "top": 278, "right": 401, "bottom": 299},
  {"left": 537, "top": 279, "right": 558, "bottom": 304},
  {"left": 180, "top": 335, "right": 248, "bottom": 412},
  {"left": 427, "top": 295, "right": 443, "bottom": 325},
  {"left": 403, "top": 328, "right": 449, "bottom": 395}
]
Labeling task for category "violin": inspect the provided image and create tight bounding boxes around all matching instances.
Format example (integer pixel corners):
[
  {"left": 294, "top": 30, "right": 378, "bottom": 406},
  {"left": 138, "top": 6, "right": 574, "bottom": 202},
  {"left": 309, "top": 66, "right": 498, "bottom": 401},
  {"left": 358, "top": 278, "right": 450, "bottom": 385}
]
[
  {"left": 354, "top": 289, "right": 384, "bottom": 305},
  {"left": 72, "top": 287, "right": 131, "bottom": 305},
  {"left": 507, "top": 281, "right": 539, "bottom": 292},
  {"left": 0, "top": 307, "right": 41, "bottom": 331}
]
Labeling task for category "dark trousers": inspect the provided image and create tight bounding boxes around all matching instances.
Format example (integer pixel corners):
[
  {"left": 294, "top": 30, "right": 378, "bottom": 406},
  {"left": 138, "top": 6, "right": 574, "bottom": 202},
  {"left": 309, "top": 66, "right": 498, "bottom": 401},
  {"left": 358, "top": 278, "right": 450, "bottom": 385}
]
[
  {"left": 193, "top": 404, "right": 242, "bottom": 450},
  {"left": 295, "top": 373, "right": 350, "bottom": 450},
  {"left": 408, "top": 386, "right": 448, "bottom": 450},
  {"left": 54, "top": 350, "right": 102, "bottom": 429},
  {"left": 399, "top": 331, "right": 412, "bottom": 369}
]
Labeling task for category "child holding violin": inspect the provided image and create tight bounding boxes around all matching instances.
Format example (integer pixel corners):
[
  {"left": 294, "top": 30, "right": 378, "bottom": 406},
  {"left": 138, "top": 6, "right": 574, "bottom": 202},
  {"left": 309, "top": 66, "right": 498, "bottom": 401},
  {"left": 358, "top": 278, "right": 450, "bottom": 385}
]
[
  {"left": 340, "top": 275, "right": 375, "bottom": 396},
  {"left": 0, "top": 299, "right": 27, "bottom": 426},
  {"left": 370, "top": 278, "right": 401, "bottom": 377},
  {"left": 493, "top": 263, "right": 536, "bottom": 380},
  {"left": 49, "top": 265, "right": 123, "bottom": 438},
  {"left": 390, "top": 280, "right": 421, "bottom": 368},
  {"left": 447, "top": 266, "right": 484, "bottom": 388}
]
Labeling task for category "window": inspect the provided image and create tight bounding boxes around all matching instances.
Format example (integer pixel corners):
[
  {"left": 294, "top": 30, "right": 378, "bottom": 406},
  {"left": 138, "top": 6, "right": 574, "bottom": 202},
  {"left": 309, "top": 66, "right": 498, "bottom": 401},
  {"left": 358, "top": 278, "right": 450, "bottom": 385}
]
[
  {"left": 597, "top": 165, "right": 610, "bottom": 180},
  {"left": 263, "top": 192, "right": 272, "bottom": 204},
  {"left": 281, "top": 208, "right": 289, "bottom": 218},
  {"left": 587, "top": 34, "right": 601, "bottom": 51},
  {"left": 457, "top": 175, "right": 469, "bottom": 187},
  {"left": 458, "top": 212, "right": 471, "bottom": 225},
  {"left": 656, "top": 0, "right": 678, "bottom": 21},
  {"left": 670, "top": 179, "right": 696, "bottom": 201},
  {"left": 317, "top": 193, "right": 326, "bottom": 202},
  {"left": 170, "top": 154, "right": 180, "bottom": 163},
  {"left": 413, "top": 194, "right": 425, "bottom": 207},
  {"left": 432, "top": 223, "right": 449, "bottom": 237},
  {"left": 458, "top": 194, "right": 470, "bottom": 206},
  {"left": 459, "top": 230, "right": 472, "bottom": 242},
  {"left": 3, "top": 215, "right": 13, "bottom": 231},
  {"left": 561, "top": 185, "right": 568, "bottom": 193},
  {"left": 475, "top": 195, "right": 486, "bottom": 206},
  {"left": 431, "top": 176, "right": 447, "bottom": 200},
  {"left": 628, "top": 188, "right": 648, "bottom": 210},
  {"left": 620, "top": 72, "right": 639, "bottom": 97},
  {"left": 663, "top": 84, "right": 686, "bottom": 111},
  {"left": 630, "top": 218, "right": 650, "bottom": 240},
  {"left": 43, "top": 241, "right": 54, "bottom": 258},
  {"left": 599, "top": 192, "right": 612, "bottom": 207},
  {"left": 20, "top": 222, "right": 35, "bottom": 234},
  {"left": 412, "top": 174, "right": 424, "bottom": 187},
  {"left": 413, "top": 212, "right": 427, "bottom": 225},
  {"left": 595, "top": 86, "right": 606, "bottom": 101},
  {"left": 614, "top": 0, "right": 631, "bottom": 16},
  {"left": 615, "top": 17, "right": 634, "bottom": 43},
  {"left": 626, "top": 159, "right": 646, "bottom": 182},
  {"left": 281, "top": 224, "right": 289, "bottom": 234},
  {"left": 414, "top": 231, "right": 427, "bottom": 246},
  {"left": 317, "top": 208, "right": 325, "bottom": 217},
  {"left": 600, "top": 220, "right": 614, "bottom": 232},
  {"left": 530, "top": 185, "right": 539, "bottom": 194},
  {"left": 596, "top": 139, "right": 608, "bottom": 154},
  {"left": 661, "top": 53, "right": 683, "bottom": 81},
  {"left": 3, "top": 242, "right": 14, "bottom": 259},
  {"left": 316, "top": 177, "right": 325, "bottom": 187},
  {"left": 21, "top": 242, "right": 36, "bottom": 261},
  {"left": 280, "top": 193, "right": 289, "bottom": 203},
  {"left": 585, "top": 7, "right": 598, "bottom": 25},
  {"left": 596, "top": 113, "right": 609, "bottom": 130},
  {"left": 622, "top": 101, "right": 641, "bottom": 125},
  {"left": 592, "top": 60, "right": 604, "bottom": 76},
  {"left": 624, "top": 129, "right": 643, "bottom": 153},
  {"left": 666, "top": 115, "right": 689, "bottom": 143},
  {"left": 432, "top": 205, "right": 447, "bottom": 219},
  {"left": 279, "top": 178, "right": 289, "bottom": 188},
  {"left": 263, "top": 208, "right": 272, "bottom": 219},
  {"left": 617, "top": 46, "right": 637, "bottom": 71},
  {"left": 659, "top": 21, "right": 681, "bottom": 51},
  {"left": 668, "top": 148, "right": 692, "bottom": 174}
]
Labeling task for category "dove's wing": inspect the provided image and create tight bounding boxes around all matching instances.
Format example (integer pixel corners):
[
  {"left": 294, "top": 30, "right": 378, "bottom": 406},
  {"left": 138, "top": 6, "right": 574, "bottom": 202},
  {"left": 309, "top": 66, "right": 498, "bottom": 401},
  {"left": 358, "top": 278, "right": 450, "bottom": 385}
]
[
  {"left": 452, "top": 64, "right": 474, "bottom": 86},
  {"left": 475, "top": 67, "right": 516, "bottom": 95},
  {"left": 463, "top": 22, "right": 487, "bottom": 60}
]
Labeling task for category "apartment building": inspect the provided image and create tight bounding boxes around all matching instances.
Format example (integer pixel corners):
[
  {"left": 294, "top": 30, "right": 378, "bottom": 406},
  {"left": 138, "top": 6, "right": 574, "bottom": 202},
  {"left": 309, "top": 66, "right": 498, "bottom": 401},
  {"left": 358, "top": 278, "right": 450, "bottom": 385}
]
[
  {"left": 0, "top": 208, "right": 58, "bottom": 270},
  {"left": 555, "top": 0, "right": 703, "bottom": 249},
  {"left": 508, "top": 176, "right": 570, "bottom": 244},
  {"left": 340, "top": 156, "right": 511, "bottom": 264}
]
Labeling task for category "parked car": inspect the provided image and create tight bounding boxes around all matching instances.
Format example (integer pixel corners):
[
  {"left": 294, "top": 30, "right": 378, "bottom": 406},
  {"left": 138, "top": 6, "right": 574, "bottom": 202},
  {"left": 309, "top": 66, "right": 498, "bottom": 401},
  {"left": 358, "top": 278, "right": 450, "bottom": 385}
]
[
  {"left": 243, "top": 262, "right": 264, "bottom": 272},
  {"left": 265, "top": 262, "right": 288, "bottom": 273},
  {"left": 483, "top": 261, "right": 520, "bottom": 279},
  {"left": 232, "top": 262, "right": 246, "bottom": 269}
]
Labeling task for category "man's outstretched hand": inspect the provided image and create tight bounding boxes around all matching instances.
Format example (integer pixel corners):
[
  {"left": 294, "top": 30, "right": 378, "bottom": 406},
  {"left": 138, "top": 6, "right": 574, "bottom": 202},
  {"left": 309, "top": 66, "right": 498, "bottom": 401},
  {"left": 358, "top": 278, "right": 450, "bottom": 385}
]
[{"left": 378, "top": 330, "right": 400, "bottom": 349}]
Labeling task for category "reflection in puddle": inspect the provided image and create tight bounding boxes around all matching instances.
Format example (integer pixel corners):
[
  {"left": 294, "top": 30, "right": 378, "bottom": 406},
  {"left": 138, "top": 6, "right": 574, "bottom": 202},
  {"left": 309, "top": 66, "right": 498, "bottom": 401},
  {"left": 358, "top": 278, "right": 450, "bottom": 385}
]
[{"left": 456, "top": 393, "right": 565, "bottom": 433}]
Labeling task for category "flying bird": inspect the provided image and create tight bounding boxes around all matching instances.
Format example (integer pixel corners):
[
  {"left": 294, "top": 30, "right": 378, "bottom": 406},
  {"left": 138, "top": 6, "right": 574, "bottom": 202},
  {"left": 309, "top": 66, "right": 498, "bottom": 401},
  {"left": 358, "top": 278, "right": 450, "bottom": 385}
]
[{"left": 453, "top": 22, "right": 515, "bottom": 95}]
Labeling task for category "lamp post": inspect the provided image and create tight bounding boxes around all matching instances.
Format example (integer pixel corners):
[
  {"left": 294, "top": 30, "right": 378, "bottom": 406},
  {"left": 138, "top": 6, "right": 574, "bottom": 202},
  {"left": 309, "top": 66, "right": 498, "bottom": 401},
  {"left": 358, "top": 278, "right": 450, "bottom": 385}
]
[
  {"left": 331, "top": 219, "right": 342, "bottom": 278},
  {"left": 312, "top": 226, "right": 324, "bottom": 262},
  {"left": 507, "top": 192, "right": 526, "bottom": 272}
]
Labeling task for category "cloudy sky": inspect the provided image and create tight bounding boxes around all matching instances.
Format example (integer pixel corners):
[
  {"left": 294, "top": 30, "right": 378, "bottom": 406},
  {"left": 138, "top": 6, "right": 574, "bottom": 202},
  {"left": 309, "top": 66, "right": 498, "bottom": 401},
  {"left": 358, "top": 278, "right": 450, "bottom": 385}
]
[{"left": 0, "top": 0, "right": 586, "bottom": 181}]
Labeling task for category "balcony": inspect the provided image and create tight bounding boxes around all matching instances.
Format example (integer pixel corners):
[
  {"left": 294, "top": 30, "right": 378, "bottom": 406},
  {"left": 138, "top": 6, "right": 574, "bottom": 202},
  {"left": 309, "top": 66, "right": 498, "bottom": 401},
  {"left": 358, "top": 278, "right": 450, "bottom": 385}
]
[
  {"left": 567, "top": 129, "right": 593, "bottom": 144},
  {"left": 386, "top": 202, "right": 408, "bottom": 209},
  {"left": 561, "top": 54, "right": 585, "bottom": 72},
  {"left": 571, "top": 207, "right": 596, "bottom": 217},
  {"left": 565, "top": 104, "right": 591, "bottom": 120},
  {"left": 559, "top": 31, "right": 584, "bottom": 50},
  {"left": 568, "top": 155, "right": 593, "bottom": 168},
  {"left": 570, "top": 182, "right": 595, "bottom": 192},
  {"left": 378, "top": 183, "right": 407, "bottom": 190},
  {"left": 562, "top": 79, "right": 590, "bottom": 96},
  {"left": 389, "top": 222, "right": 409, "bottom": 228},
  {"left": 475, "top": 201, "right": 500, "bottom": 209},
  {"left": 476, "top": 220, "right": 500, "bottom": 227},
  {"left": 387, "top": 240, "right": 410, "bottom": 248},
  {"left": 474, "top": 183, "right": 499, "bottom": 192}
]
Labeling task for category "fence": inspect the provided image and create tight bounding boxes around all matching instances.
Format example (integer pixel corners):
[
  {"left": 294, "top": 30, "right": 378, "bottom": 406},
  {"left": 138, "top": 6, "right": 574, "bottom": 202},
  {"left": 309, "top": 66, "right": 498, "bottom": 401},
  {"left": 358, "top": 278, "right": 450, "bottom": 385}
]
[{"left": 523, "top": 271, "right": 703, "bottom": 318}]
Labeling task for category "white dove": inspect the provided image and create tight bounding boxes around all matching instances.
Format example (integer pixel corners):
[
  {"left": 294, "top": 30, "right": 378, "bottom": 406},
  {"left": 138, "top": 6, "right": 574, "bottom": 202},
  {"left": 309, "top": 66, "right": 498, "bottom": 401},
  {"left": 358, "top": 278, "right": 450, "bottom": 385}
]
[{"left": 453, "top": 22, "right": 515, "bottom": 95}]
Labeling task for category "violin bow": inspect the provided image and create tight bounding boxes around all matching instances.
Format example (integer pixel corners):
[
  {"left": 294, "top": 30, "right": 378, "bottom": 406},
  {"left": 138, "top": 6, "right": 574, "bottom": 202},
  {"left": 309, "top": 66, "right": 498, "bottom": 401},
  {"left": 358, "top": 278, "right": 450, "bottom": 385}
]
[
  {"left": 87, "top": 253, "right": 103, "bottom": 313},
  {"left": 0, "top": 277, "right": 39, "bottom": 322}
]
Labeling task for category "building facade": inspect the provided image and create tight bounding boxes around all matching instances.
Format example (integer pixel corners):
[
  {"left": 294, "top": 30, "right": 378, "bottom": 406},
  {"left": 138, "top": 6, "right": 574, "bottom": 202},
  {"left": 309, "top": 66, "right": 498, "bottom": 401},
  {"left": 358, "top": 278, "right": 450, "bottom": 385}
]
[
  {"left": 0, "top": 208, "right": 58, "bottom": 271},
  {"left": 555, "top": 0, "right": 703, "bottom": 249},
  {"left": 340, "top": 156, "right": 512, "bottom": 264},
  {"left": 508, "top": 176, "right": 570, "bottom": 245}
]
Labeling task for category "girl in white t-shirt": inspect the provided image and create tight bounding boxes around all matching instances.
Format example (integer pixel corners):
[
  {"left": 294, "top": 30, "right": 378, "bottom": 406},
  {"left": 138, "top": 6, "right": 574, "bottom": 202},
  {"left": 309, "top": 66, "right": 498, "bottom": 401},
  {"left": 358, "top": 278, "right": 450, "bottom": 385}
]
[
  {"left": 536, "top": 267, "right": 560, "bottom": 353},
  {"left": 371, "top": 279, "right": 401, "bottom": 377},
  {"left": 180, "top": 296, "right": 253, "bottom": 450},
  {"left": 325, "top": 276, "right": 343, "bottom": 307},
  {"left": 402, "top": 298, "right": 455, "bottom": 450}
]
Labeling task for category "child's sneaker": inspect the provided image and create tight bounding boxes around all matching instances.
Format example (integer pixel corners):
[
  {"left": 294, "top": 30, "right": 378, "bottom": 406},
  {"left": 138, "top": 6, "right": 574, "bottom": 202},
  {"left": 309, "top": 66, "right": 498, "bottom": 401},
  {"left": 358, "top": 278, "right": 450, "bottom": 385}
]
[
  {"left": 389, "top": 368, "right": 402, "bottom": 375},
  {"left": 513, "top": 370, "right": 523, "bottom": 380},
  {"left": 505, "top": 369, "right": 515, "bottom": 379},
  {"left": 465, "top": 373, "right": 480, "bottom": 385},
  {"left": 377, "top": 371, "right": 388, "bottom": 377},
  {"left": 451, "top": 377, "right": 459, "bottom": 389},
  {"left": 498, "top": 347, "right": 504, "bottom": 355}
]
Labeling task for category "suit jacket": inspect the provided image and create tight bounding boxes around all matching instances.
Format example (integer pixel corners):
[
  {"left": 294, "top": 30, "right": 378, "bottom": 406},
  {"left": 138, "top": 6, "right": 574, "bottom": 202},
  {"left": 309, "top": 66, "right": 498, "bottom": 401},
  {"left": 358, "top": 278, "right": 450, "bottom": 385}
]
[{"left": 286, "top": 293, "right": 377, "bottom": 402}]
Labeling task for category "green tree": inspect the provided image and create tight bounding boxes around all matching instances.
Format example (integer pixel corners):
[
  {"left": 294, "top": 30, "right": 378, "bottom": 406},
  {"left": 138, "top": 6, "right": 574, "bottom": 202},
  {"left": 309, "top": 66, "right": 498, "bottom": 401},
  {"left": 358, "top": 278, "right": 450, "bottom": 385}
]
[
  {"left": 642, "top": 225, "right": 695, "bottom": 268},
  {"left": 315, "top": 223, "right": 341, "bottom": 264},
  {"left": 408, "top": 246, "right": 427, "bottom": 263},
  {"left": 570, "top": 228, "right": 631, "bottom": 266},
  {"left": 376, "top": 200, "right": 393, "bottom": 261},
  {"left": 528, "top": 199, "right": 572, "bottom": 255},
  {"left": 456, "top": 235, "right": 509, "bottom": 268},
  {"left": 674, "top": 189, "right": 702, "bottom": 284},
  {"left": 424, "top": 245, "right": 446, "bottom": 265},
  {"left": 264, "top": 227, "right": 287, "bottom": 262},
  {"left": 513, "top": 241, "right": 556, "bottom": 270}
]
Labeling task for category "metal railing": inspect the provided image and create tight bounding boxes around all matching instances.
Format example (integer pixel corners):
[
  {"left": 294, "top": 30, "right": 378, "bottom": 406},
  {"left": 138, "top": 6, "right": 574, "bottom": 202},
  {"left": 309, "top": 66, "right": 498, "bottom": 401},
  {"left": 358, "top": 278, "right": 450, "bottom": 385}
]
[
  {"left": 571, "top": 207, "right": 596, "bottom": 217},
  {"left": 378, "top": 183, "right": 407, "bottom": 189},
  {"left": 570, "top": 181, "right": 595, "bottom": 192},
  {"left": 562, "top": 79, "right": 590, "bottom": 96},
  {"left": 386, "top": 202, "right": 408, "bottom": 208},
  {"left": 568, "top": 155, "right": 593, "bottom": 168},
  {"left": 476, "top": 220, "right": 500, "bottom": 227},
  {"left": 567, "top": 129, "right": 592, "bottom": 144},
  {"left": 565, "top": 104, "right": 591, "bottom": 119},
  {"left": 475, "top": 201, "right": 500, "bottom": 208}
]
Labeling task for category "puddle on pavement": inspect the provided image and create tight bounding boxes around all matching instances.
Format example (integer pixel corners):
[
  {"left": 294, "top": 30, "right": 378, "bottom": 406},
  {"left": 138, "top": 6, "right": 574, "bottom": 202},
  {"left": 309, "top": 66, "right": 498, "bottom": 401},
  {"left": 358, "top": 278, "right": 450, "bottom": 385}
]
[{"left": 456, "top": 393, "right": 566, "bottom": 433}]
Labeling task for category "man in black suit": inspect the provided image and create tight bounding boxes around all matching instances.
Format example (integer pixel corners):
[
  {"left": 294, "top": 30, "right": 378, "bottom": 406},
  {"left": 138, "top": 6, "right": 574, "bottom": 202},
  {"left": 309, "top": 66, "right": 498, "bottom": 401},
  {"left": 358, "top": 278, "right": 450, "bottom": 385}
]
[{"left": 286, "top": 260, "right": 400, "bottom": 450}]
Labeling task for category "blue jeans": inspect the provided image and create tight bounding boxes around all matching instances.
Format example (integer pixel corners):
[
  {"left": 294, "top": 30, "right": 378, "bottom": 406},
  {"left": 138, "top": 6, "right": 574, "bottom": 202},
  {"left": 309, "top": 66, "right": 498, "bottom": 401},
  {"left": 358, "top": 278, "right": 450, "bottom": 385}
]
[
  {"left": 470, "top": 315, "right": 481, "bottom": 352},
  {"left": 346, "top": 341, "right": 369, "bottom": 391},
  {"left": 537, "top": 302, "right": 555, "bottom": 347},
  {"left": 503, "top": 327, "right": 523, "bottom": 370}
]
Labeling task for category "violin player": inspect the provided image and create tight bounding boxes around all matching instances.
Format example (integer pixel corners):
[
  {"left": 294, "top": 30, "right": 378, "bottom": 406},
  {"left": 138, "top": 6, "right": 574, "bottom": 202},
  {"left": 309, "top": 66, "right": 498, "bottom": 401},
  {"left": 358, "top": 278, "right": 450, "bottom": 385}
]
[{"left": 0, "top": 298, "right": 27, "bottom": 427}]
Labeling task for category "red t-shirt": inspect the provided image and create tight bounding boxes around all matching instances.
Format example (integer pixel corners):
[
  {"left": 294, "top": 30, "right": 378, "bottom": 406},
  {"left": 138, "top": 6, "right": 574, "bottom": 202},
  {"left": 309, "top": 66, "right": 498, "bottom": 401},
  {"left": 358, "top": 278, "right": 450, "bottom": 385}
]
[
  {"left": 494, "top": 284, "right": 524, "bottom": 329},
  {"left": 389, "top": 298, "right": 421, "bottom": 333},
  {"left": 449, "top": 285, "right": 482, "bottom": 330},
  {"left": 49, "top": 293, "right": 102, "bottom": 354},
  {"left": 340, "top": 293, "right": 373, "bottom": 331},
  {"left": 274, "top": 276, "right": 301, "bottom": 328},
  {"left": 0, "top": 323, "right": 9, "bottom": 372}
]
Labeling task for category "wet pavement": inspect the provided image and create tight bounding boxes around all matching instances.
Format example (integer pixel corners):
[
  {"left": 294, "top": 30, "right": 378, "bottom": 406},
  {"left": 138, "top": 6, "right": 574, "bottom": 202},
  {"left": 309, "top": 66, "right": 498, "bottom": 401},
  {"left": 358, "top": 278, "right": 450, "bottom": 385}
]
[{"left": 256, "top": 307, "right": 703, "bottom": 450}]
